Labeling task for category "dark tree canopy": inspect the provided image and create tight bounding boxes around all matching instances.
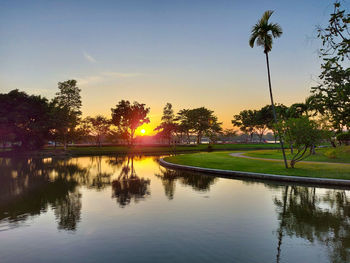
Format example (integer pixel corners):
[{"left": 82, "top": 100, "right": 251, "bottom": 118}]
[
  {"left": 177, "top": 107, "right": 222, "bottom": 144},
  {"left": 83, "top": 115, "right": 111, "bottom": 146},
  {"left": 154, "top": 103, "right": 177, "bottom": 144},
  {"left": 111, "top": 100, "right": 150, "bottom": 144},
  {"left": 0, "top": 90, "right": 52, "bottom": 149},
  {"left": 51, "top": 79, "right": 82, "bottom": 149}
]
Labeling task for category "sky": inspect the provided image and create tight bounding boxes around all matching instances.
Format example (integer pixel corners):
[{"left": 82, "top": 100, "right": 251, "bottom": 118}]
[{"left": 0, "top": 0, "right": 346, "bottom": 132}]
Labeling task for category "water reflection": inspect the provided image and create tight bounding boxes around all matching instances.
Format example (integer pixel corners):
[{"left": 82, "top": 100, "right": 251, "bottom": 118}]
[
  {"left": 155, "top": 166, "right": 217, "bottom": 200},
  {"left": 110, "top": 156, "right": 151, "bottom": 207},
  {"left": 0, "top": 158, "right": 84, "bottom": 231},
  {"left": 274, "top": 186, "right": 350, "bottom": 263},
  {"left": 1, "top": 155, "right": 350, "bottom": 262}
]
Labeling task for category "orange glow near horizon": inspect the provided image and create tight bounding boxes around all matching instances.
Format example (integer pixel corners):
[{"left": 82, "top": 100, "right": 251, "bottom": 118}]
[{"left": 135, "top": 124, "right": 154, "bottom": 136}]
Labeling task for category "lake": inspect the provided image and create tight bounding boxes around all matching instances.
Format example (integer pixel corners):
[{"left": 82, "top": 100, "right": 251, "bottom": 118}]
[{"left": 0, "top": 155, "right": 349, "bottom": 263}]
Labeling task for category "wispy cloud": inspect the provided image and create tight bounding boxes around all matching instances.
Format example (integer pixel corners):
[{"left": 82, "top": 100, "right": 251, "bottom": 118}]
[
  {"left": 83, "top": 51, "right": 97, "bottom": 63},
  {"left": 75, "top": 71, "right": 146, "bottom": 86},
  {"left": 101, "top": 72, "right": 144, "bottom": 78}
]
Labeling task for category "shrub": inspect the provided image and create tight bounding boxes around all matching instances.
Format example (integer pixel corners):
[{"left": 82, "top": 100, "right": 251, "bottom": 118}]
[{"left": 337, "top": 133, "right": 350, "bottom": 145}]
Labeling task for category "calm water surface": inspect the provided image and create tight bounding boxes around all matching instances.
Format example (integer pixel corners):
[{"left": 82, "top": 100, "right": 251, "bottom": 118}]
[{"left": 0, "top": 155, "right": 349, "bottom": 263}]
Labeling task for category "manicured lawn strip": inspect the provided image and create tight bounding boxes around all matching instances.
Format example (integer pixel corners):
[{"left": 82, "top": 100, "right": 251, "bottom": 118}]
[
  {"left": 244, "top": 147, "right": 350, "bottom": 163},
  {"left": 164, "top": 152, "right": 350, "bottom": 180}
]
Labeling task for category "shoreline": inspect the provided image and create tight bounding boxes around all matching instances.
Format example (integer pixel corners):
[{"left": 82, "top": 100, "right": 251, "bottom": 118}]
[{"left": 159, "top": 158, "right": 350, "bottom": 187}]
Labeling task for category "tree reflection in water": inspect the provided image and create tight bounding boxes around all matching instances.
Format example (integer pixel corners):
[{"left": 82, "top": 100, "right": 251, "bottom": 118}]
[
  {"left": 274, "top": 185, "right": 350, "bottom": 263},
  {"left": 0, "top": 158, "right": 85, "bottom": 231},
  {"left": 155, "top": 167, "right": 217, "bottom": 200},
  {"left": 110, "top": 155, "right": 151, "bottom": 207},
  {"left": 2, "top": 154, "right": 350, "bottom": 262}
]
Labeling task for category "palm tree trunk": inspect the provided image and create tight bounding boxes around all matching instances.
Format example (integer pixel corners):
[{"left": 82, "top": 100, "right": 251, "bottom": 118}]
[{"left": 265, "top": 52, "right": 288, "bottom": 168}]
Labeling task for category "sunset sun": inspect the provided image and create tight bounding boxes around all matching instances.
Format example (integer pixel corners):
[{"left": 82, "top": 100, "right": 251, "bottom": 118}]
[{"left": 140, "top": 128, "right": 146, "bottom": 135}]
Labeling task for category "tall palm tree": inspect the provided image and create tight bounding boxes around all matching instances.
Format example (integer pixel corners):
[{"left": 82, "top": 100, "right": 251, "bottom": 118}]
[{"left": 249, "top": 10, "right": 288, "bottom": 168}]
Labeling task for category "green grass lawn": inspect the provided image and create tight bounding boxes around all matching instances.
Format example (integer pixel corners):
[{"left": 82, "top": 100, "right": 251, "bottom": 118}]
[
  {"left": 244, "top": 146, "right": 350, "bottom": 163},
  {"left": 164, "top": 151, "right": 350, "bottom": 180}
]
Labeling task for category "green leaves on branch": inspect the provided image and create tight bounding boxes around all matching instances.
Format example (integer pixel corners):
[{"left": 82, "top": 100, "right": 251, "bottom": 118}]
[
  {"left": 311, "top": 1, "right": 350, "bottom": 131},
  {"left": 276, "top": 117, "right": 326, "bottom": 168}
]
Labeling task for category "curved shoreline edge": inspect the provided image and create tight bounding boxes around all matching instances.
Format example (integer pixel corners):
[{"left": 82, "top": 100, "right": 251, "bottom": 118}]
[{"left": 159, "top": 158, "right": 350, "bottom": 187}]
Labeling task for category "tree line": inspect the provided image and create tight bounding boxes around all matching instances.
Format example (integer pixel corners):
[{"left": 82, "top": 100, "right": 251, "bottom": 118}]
[
  {"left": 0, "top": 83, "right": 223, "bottom": 149},
  {"left": 0, "top": 1, "right": 348, "bottom": 164}
]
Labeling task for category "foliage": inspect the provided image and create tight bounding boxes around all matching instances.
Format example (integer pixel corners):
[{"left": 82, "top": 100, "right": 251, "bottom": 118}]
[
  {"left": 232, "top": 106, "right": 279, "bottom": 142},
  {"left": 176, "top": 107, "right": 222, "bottom": 144},
  {"left": 111, "top": 100, "right": 150, "bottom": 145},
  {"left": 232, "top": 110, "right": 256, "bottom": 141},
  {"left": 82, "top": 115, "right": 111, "bottom": 146},
  {"left": 277, "top": 117, "right": 325, "bottom": 168},
  {"left": 249, "top": 10, "right": 283, "bottom": 54},
  {"left": 337, "top": 132, "right": 350, "bottom": 144},
  {"left": 311, "top": 1, "right": 350, "bottom": 131},
  {"left": 51, "top": 80, "right": 82, "bottom": 149},
  {"left": 154, "top": 103, "right": 177, "bottom": 144},
  {"left": 0, "top": 90, "right": 52, "bottom": 150},
  {"left": 286, "top": 96, "right": 317, "bottom": 118}
]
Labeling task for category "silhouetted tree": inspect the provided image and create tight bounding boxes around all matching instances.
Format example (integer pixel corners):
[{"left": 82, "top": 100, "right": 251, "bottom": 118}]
[
  {"left": 154, "top": 103, "right": 177, "bottom": 144},
  {"left": 111, "top": 100, "right": 150, "bottom": 145},
  {"left": 52, "top": 80, "right": 82, "bottom": 150},
  {"left": 232, "top": 110, "right": 256, "bottom": 142},
  {"left": 83, "top": 115, "right": 111, "bottom": 146},
  {"left": 175, "top": 109, "right": 192, "bottom": 144},
  {"left": 176, "top": 107, "right": 222, "bottom": 144},
  {"left": 0, "top": 90, "right": 52, "bottom": 150}
]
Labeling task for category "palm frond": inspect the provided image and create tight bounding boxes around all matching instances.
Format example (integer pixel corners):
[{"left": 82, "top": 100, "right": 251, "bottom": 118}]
[
  {"left": 248, "top": 10, "right": 282, "bottom": 53},
  {"left": 249, "top": 30, "right": 259, "bottom": 48},
  {"left": 261, "top": 10, "right": 274, "bottom": 23}
]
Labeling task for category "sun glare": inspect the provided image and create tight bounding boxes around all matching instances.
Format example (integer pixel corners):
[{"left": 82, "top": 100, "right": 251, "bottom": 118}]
[{"left": 141, "top": 129, "right": 146, "bottom": 135}]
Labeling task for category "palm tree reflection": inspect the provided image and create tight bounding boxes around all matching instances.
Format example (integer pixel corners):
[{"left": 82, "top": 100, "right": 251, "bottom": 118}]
[{"left": 274, "top": 185, "right": 350, "bottom": 263}]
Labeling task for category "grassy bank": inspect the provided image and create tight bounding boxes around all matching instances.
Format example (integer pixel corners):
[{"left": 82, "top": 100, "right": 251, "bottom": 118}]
[
  {"left": 164, "top": 151, "right": 350, "bottom": 180},
  {"left": 244, "top": 146, "right": 350, "bottom": 163},
  {"left": 0, "top": 143, "right": 280, "bottom": 157}
]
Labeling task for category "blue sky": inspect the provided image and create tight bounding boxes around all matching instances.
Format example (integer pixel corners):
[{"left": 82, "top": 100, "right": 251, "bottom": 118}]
[{"left": 0, "top": 0, "right": 344, "bottom": 128}]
